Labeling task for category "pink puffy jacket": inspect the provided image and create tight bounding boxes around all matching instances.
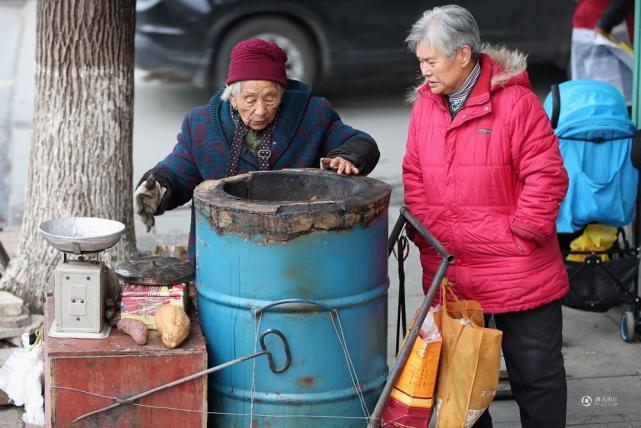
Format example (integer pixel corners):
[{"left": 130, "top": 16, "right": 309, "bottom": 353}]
[{"left": 403, "top": 48, "right": 569, "bottom": 314}]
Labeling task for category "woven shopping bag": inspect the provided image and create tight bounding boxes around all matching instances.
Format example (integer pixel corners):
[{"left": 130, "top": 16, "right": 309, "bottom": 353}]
[{"left": 435, "top": 281, "right": 502, "bottom": 428}]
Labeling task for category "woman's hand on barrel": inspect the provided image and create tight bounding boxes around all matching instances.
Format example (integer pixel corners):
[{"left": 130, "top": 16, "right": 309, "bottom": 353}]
[{"left": 320, "top": 157, "right": 360, "bottom": 176}]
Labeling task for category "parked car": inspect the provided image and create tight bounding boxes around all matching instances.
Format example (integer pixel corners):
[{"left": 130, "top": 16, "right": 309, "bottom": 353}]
[{"left": 135, "top": 0, "right": 573, "bottom": 89}]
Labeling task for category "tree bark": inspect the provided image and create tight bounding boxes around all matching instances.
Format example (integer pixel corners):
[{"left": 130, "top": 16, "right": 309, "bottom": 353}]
[{"left": 0, "top": 0, "right": 137, "bottom": 312}]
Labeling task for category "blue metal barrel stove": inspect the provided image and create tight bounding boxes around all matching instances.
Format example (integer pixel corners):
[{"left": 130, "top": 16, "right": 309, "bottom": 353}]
[{"left": 194, "top": 169, "right": 391, "bottom": 427}]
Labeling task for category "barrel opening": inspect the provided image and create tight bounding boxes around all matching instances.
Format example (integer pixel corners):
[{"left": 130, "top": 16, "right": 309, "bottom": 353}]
[{"left": 222, "top": 172, "right": 361, "bottom": 203}]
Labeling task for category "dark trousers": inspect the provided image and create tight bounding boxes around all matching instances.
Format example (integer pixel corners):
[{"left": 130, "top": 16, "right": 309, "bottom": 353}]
[{"left": 473, "top": 299, "right": 567, "bottom": 428}]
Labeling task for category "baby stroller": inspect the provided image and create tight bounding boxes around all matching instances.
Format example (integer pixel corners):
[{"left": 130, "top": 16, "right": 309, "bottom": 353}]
[{"left": 544, "top": 80, "right": 641, "bottom": 342}]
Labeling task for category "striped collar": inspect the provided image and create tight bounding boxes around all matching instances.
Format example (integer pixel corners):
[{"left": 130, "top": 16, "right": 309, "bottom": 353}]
[{"left": 447, "top": 60, "right": 481, "bottom": 113}]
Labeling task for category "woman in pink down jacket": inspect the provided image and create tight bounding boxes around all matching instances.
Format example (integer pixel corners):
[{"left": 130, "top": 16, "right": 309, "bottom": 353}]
[{"left": 403, "top": 5, "right": 569, "bottom": 428}]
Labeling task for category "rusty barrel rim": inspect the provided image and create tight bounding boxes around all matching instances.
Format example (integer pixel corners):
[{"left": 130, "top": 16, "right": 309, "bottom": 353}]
[{"left": 193, "top": 168, "right": 391, "bottom": 241}]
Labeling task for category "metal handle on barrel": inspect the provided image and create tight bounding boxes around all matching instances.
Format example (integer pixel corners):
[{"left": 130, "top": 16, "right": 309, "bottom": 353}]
[
  {"left": 254, "top": 298, "right": 334, "bottom": 316},
  {"left": 260, "top": 328, "right": 292, "bottom": 373}
]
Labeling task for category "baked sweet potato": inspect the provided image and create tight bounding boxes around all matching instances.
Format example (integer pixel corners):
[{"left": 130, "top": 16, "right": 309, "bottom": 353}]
[
  {"left": 117, "top": 318, "right": 148, "bottom": 345},
  {"left": 154, "top": 304, "right": 190, "bottom": 349}
]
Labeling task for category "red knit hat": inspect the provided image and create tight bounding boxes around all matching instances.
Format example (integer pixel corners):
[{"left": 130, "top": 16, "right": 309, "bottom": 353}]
[{"left": 226, "top": 39, "right": 288, "bottom": 87}]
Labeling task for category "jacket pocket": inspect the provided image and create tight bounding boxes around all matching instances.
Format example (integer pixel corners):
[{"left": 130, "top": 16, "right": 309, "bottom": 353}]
[
  {"left": 457, "top": 213, "right": 525, "bottom": 259},
  {"left": 510, "top": 232, "right": 538, "bottom": 256}
]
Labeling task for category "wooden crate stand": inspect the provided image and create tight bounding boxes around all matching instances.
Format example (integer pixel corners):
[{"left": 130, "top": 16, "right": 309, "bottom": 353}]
[{"left": 44, "top": 297, "right": 207, "bottom": 427}]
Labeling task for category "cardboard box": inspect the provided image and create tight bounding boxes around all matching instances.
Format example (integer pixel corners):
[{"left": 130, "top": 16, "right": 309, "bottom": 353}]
[{"left": 120, "top": 283, "right": 186, "bottom": 329}]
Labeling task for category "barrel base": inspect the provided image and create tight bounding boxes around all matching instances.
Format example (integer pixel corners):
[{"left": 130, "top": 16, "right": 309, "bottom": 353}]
[{"left": 211, "top": 388, "right": 382, "bottom": 428}]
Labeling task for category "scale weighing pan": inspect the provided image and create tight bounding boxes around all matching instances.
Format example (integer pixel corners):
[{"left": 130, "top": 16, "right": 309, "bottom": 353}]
[{"left": 39, "top": 217, "right": 125, "bottom": 254}]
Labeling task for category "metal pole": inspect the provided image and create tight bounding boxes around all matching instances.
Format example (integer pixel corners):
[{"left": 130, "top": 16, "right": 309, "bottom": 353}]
[
  {"left": 633, "top": 0, "right": 641, "bottom": 326},
  {"left": 73, "top": 350, "right": 269, "bottom": 423},
  {"left": 633, "top": 0, "right": 641, "bottom": 127},
  {"left": 388, "top": 210, "right": 408, "bottom": 256},
  {"left": 368, "top": 207, "right": 453, "bottom": 427},
  {"left": 368, "top": 259, "right": 450, "bottom": 427},
  {"left": 73, "top": 328, "right": 291, "bottom": 423},
  {"left": 400, "top": 206, "right": 454, "bottom": 262}
]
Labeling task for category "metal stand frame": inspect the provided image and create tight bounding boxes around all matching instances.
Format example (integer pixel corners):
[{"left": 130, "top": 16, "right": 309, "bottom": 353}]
[{"left": 368, "top": 207, "right": 454, "bottom": 427}]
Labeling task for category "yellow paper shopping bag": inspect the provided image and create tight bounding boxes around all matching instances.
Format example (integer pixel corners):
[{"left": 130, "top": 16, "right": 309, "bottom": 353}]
[{"left": 435, "top": 281, "right": 503, "bottom": 428}]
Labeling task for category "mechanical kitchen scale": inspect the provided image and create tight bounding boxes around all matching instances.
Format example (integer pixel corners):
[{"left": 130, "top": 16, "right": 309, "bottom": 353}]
[{"left": 39, "top": 217, "right": 125, "bottom": 339}]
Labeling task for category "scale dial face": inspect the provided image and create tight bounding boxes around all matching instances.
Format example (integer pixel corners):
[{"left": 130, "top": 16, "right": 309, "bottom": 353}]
[{"left": 114, "top": 256, "right": 194, "bottom": 285}]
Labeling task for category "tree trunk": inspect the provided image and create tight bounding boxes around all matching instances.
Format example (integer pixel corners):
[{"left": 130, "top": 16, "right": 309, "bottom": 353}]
[{"left": 0, "top": 0, "right": 137, "bottom": 312}]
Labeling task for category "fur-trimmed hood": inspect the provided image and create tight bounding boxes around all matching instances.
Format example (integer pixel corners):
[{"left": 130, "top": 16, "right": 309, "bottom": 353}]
[
  {"left": 408, "top": 44, "right": 529, "bottom": 103},
  {"left": 483, "top": 44, "right": 528, "bottom": 87}
]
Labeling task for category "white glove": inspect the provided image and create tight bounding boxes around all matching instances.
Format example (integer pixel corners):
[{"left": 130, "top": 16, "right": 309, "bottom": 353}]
[{"left": 134, "top": 174, "right": 167, "bottom": 232}]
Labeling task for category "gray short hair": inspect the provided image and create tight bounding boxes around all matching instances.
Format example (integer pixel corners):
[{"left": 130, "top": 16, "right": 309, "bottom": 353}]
[
  {"left": 221, "top": 81, "right": 285, "bottom": 101},
  {"left": 405, "top": 5, "right": 481, "bottom": 60}
]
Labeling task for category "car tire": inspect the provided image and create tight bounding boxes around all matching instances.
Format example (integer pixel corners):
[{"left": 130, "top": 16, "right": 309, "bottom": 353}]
[{"left": 213, "top": 16, "right": 318, "bottom": 89}]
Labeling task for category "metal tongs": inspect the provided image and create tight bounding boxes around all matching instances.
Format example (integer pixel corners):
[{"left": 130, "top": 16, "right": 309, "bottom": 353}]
[{"left": 73, "top": 328, "right": 291, "bottom": 423}]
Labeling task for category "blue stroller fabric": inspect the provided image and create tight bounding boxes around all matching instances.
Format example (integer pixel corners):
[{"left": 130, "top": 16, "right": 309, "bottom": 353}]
[{"left": 543, "top": 80, "right": 638, "bottom": 233}]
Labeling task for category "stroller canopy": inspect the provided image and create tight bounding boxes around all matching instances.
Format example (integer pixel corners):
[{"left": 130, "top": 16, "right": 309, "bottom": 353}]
[
  {"left": 543, "top": 80, "right": 638, "bottom": 233},
  {"left": 543, "top": 80, "right": 635, "bottom": 141}
]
